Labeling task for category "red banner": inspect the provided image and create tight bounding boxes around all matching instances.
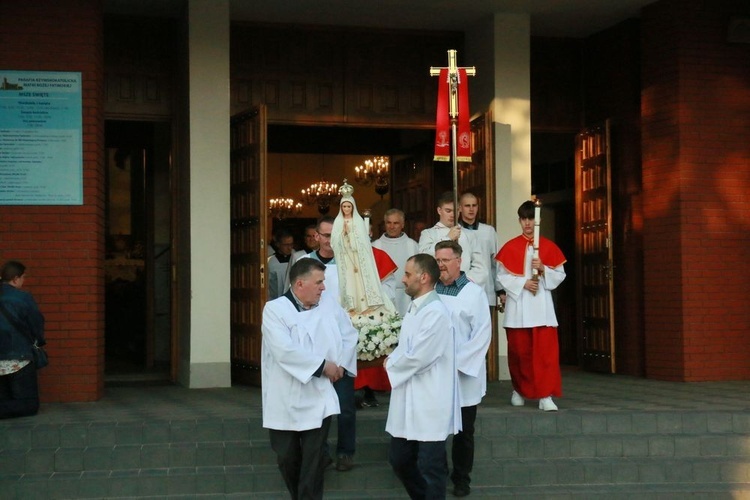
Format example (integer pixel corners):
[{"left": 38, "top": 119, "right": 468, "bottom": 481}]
[
  {"left": 433, "top": 69, "right": 450, "bottom": 161},
  {"left": 433, "top": 68, "right": 472, "bottom": 162},
  {"left": 456, "top": 68, "right": 472, "bottom": 162}
]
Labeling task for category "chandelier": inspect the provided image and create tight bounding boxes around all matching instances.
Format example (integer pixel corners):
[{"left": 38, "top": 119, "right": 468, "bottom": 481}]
[
  {"left": 354, "top": 156, "right": 390, "bottom": 197},
  {"left": 268, "top": 156, "right": 302, "bottom": 219},
  {"left": 269, "top": 197, "right": 302, "bottom": 220},
  {"left": 301, "top": 180, "right": 340, "bottom": 214}
]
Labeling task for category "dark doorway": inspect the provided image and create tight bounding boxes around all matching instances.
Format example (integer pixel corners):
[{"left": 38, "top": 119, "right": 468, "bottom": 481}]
[
  {"left": 531, "top": 131, "right": 577, "bottom": 366},
  {"left": 104, "top": 120, "right": 172, "bottom": 385}
]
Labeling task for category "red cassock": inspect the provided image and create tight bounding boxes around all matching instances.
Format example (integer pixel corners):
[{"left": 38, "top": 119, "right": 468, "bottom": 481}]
[
  {"left": 495, "top": 234, "right": 566, "bottom": 399},
  {"left": 354, "top": 247, "right": 397, "bottom": 391}
]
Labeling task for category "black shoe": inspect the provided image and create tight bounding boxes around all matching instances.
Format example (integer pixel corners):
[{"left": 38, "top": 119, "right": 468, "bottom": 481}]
[
  {"left": 323, "top": 455, "right": 333, "bottom": 469},
  {"left": 362, "top": 395, "right": 379, "bottom": 407},
  {"left": 336, "top": 454, "right": 354, "bottom": 471},
  {"left": 453, "top": 484, "right": 471, "bottom": 497}
]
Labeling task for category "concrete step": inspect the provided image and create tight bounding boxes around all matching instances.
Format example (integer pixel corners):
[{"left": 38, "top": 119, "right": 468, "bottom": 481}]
[
  {"left": 4, "top": 409, "right": 750, "bottom": 497},
  {"left": 3, "top": 415, "right": 750, "bottom": 475},
  {"left": 4, "top": 457, "right": 750, "bottom": 498}
]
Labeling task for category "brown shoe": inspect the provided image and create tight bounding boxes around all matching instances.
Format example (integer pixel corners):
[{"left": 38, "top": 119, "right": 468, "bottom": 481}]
[{"left": 336, "top": 454, "right": 353, "bottom": 472}]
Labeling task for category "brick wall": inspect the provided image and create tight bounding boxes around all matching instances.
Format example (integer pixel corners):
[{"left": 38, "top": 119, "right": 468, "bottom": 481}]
[
  {"left": 642, "top": 0, "right": 750, "bottom": 380},
  {"left": 0, "top": 0, "right": 105, "bottom": 401}
]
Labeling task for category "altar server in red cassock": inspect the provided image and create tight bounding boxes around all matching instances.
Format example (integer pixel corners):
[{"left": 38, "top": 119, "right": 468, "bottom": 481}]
[{"left": 495, "top": 201, "right": 566, "bottom": 412}]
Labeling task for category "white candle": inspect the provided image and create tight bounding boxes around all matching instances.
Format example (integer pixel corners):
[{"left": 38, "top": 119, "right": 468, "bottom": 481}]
[
  {"left": 532, "top": 200, "right": 541, "bottom": 282},
  {"left": 533, "top": 203, "right": 541, "bottom": 250}
]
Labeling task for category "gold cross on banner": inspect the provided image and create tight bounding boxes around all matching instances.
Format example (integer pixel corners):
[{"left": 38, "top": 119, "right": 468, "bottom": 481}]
[{"left": 430, "top": 50, "right": 476, "bottom": 120}]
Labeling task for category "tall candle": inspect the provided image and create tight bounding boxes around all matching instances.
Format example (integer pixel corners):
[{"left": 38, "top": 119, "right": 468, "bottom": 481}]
[
  {"left": 532, "top": 199, "right": 541, "bottom": 281},
  {"left": 533, "top": 202, "right": 541, "bottom": 248}
]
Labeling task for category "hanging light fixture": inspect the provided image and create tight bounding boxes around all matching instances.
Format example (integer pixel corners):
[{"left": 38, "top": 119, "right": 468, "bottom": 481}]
[
  {"left": 354, "top": 156, "right": 390, "bottom": 198},
  {"left": 300, "top": 155, "right": 341, "bottom": 214},
  {"left": 268, "top": 197, "right": 302, "bottom": 220},
  {"left": 268, "top": 156, "right": 302, "bottom": 219}
]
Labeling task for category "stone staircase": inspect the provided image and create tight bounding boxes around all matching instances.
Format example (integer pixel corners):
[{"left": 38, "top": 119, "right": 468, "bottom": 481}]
[{"left": 3, "top": 384, "right": 750, "bottom": 498}]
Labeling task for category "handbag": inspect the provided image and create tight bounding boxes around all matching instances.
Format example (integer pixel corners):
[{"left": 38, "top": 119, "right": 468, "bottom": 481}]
[
  {"left": 0, "top": 294, "right": 48, "bottom": 369},
  {"left": 30, "top": 341, "right": 49, "bottom": 369}
]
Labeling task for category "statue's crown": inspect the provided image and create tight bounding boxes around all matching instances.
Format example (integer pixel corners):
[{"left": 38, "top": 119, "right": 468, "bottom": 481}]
[{"left": 339, "top": 179, "right": 354, "bottom": 198}]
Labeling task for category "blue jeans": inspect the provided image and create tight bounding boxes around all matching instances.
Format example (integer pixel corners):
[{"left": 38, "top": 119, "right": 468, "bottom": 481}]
[
  {"left": 0, "top": 362, "right": 39, "bottom": 419},
  {"left": 331, "top": 373, "right": 356, "bottom": 457},
  {"left": 388, "top": 437, "right": 448, "bottom": 499}
]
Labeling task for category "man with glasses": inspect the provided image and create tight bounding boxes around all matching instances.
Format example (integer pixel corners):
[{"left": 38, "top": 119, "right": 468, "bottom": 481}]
[
  {"left": 434, "top": 241, "right": 491, "bottom": 497},
  {"left": 299, "top": 216, "right": 355, "bottom": 472}
]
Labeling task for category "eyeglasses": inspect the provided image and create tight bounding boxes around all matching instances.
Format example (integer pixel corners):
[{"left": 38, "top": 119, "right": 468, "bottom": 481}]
[
  {"left": 436, "top": 257, "right": 458, "bottom": 265},
  {"left": 317, "top": 232, "right": 332, "bottom": 239}
]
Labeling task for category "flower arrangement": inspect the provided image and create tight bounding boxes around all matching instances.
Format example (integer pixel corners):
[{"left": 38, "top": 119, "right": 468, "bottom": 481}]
[{"left": 351, "top": 310, "right": 401, "bottom": 361}]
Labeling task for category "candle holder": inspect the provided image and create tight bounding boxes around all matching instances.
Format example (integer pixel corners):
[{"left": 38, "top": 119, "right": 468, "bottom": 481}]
[
  {"left": 269, "top": 197, "right": 302, "bottom": 219},
  {"left": 354, "top": 156, "right": 390, "bottom": 198},
  {"left": 301, "top": 180, "right": 340, "bottom": 214}
]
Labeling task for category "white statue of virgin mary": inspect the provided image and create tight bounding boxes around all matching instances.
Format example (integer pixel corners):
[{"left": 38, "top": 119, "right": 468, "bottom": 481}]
[{"left": 331, "top": 181, "right": 395, "bottom": 315}]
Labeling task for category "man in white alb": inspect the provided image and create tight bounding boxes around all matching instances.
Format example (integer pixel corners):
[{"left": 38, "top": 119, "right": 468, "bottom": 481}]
[
  {"left": 418, "top": 192, "right": 486, "bottom": 291},
  {"left": 261, "top": 258, "right": 357, "bottom": 499},
  {"left": 372, "top": 208, "right": 419, "bottom": 317},
  {"left": 457, "top": 192, "right": 503, "bottom": 307},
  {"left": 434, "top": 241, "right": 491, "bottom": 498},
  {"left": 385, "top": 253, "right": 461, "bottom": 499}
]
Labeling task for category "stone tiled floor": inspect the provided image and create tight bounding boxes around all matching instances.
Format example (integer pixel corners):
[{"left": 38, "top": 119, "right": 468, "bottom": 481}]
[{"left": 9, "top": 367, "right": 750, "bottom": 426}]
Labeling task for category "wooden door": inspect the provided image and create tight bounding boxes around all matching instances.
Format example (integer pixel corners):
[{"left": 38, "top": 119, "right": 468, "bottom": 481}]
[
  {"left": 575, "top": 120, "right": 615, "bottom": 373},
  {"left": 459, "top": 110, "right": 499, "bottom": 380},
  {"left": 230, "top": 106, "right": 267, "bottom": 386}
]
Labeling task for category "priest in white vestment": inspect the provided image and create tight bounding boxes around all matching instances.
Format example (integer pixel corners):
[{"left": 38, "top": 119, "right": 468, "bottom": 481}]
[
  {"left": 385, "top": 254, "right": 461, "bottom": 499},
  {"left": 372, "top": 208, "right": 419, "bottom": 317}
]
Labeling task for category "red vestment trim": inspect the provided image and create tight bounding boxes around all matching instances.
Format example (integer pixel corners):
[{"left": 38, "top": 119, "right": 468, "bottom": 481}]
[
  {"left": 354, "top": 366, "right": 391, "bottom": 391},
  {"left": 456, "top": 68, "right": 472, "bottom": 162},
  {"left": 495, "top": 234, "right": 566, "bottom": 276},
  {"left": 356, "top": 246, "right": 397, "bottom": 392},
  {"left": 372, "top": 247, "right": 397, "bottom": 281}
]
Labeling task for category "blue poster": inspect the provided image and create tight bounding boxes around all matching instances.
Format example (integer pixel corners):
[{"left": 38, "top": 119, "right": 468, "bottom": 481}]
[{"left": 0, "top": 70, "right": 83, "bottom": 205}]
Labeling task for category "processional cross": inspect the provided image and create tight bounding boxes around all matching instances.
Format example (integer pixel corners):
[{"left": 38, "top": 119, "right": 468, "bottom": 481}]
[{"left": 430, "top": 49, "right": 476, "bottom": 218}]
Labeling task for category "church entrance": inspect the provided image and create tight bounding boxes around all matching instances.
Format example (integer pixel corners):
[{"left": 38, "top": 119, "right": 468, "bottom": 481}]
[{"left": 104, "top": 120, "right": 173, "bottom": 385}]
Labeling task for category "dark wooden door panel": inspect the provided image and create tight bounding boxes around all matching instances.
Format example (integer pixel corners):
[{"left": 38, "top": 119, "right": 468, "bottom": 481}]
[
  {"left": 576, "top": 120, "right": 615, "bottom": 373},
  {"left": 230, "top": 106, "right": 267, "bottom": 386}
]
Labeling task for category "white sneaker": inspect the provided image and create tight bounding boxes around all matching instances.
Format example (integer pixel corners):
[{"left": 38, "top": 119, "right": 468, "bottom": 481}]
[
  {"left": 538, "top": 397, "right": 558, "bottom": 412},
  {"left": 511, "top": 390, "right": 525, "bottom": 406}
]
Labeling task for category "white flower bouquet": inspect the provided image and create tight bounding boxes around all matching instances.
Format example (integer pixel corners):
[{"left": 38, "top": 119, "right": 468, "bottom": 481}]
[{"left": 351, "top": 310, "right": 401, "bottom": 362}]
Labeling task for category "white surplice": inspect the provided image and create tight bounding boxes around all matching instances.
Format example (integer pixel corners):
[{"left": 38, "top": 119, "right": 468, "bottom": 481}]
[
  {"left": 418, "top": 222, "right": 487, "bottom": 290},
  {"left": 438, "top": 281, "right": 492, "bottom": 407},
  {"left": 462, "top": 222, "right": 502, "bottom": 306},
  {"left": 372, "top": 233, "right": 419, "bottom": 317},
  {"left": 496, "top": 244, "right": 566, "bottom": 328},
  {"left": 261, "top": 294, "right": 357, "bottom": 431},
  {"left": 385, "top": 291, "right": 461, "bottom": 441}
]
